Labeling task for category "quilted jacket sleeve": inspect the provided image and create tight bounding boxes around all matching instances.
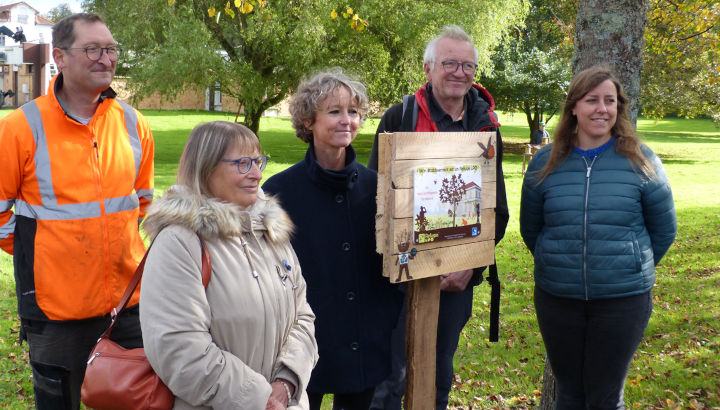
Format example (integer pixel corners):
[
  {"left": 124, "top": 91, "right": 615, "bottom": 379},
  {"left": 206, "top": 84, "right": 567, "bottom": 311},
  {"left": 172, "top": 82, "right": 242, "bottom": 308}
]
[
  {"left": 641, "top": 152, "right": 677, "bottom": 265},
  {"left": 519, "top": 152, "right": 547, "bottom": 255}
]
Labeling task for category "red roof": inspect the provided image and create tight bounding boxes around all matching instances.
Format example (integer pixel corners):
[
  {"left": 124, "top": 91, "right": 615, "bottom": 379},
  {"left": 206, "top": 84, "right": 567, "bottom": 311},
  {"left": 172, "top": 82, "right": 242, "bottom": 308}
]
[
  {"left": 0, "top": 2, "right": 39, "bottom": 13},
  {"left": 35, "top": 14, "right": 53, "bottom": 25},
  {"left": 461, "top": 181, "right": 479, "bottom": 190}
]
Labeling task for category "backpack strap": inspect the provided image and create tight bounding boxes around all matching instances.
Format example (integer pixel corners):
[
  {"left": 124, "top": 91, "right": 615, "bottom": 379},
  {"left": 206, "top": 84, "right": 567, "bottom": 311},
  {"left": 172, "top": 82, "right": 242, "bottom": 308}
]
[
  {"left": 400, "top": 94, "right": 418, "bottom": 131},
  {"left": 487, "top": 261, "right": 500, "bottom": 342}
]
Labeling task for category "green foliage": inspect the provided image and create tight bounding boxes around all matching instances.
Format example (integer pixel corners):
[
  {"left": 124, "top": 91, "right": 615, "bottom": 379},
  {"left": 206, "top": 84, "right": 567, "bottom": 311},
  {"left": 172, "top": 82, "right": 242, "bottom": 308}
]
[
  {"left": 1, "top": 111, "right": 718, "bottom": 409},
  {"left": 642, "top": 0, "right": 720, "bottom": 125},
  {"left": 480, "top": 0, "right": 574, "bottom": 135},
  {"left": 82, "top": 0, "right": 527, "bottom": 133},
  {"left": 43, "top": 3, "right": 74, "bottom": 23}
]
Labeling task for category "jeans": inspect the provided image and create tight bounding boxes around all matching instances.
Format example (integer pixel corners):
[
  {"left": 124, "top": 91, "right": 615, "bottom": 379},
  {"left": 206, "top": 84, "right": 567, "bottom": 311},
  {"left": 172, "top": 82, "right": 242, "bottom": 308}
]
[
  {"left": 370, "top": 284, "right": 474, "bottom": 410},
  {"left": 308, "top": 386, "right": 377, "bottom": 410},
  {"left": 534, "top": 287, "right": 653, "bottom": 410},
  {"left": 20, "top": 305, "right": 143, "bottom": 410}
]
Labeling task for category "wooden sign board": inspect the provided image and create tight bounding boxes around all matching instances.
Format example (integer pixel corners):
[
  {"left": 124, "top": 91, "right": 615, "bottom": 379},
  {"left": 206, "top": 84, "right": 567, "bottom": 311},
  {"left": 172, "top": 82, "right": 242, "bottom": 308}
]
[{"left": 376, "top": 132, "right": 497, "bottom": 282}]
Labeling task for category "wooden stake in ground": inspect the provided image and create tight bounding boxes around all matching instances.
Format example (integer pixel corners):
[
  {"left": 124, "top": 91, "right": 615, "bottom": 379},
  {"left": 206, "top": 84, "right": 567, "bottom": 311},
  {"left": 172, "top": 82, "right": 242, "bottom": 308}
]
[{"left": 376, "top": 132, "right": 497, "bottom": 410}]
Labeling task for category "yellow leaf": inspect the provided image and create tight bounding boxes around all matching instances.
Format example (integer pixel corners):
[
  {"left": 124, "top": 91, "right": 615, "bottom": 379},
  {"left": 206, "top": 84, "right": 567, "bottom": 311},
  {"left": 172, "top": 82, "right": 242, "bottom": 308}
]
[
  {"left": 342, "top": 12, "right": 348, "bottom": 18},
  {"left": 356, "top": 23, "right": 364, "bottom": 31},
  {"left": 226, "top": 1, "right": 231, "bottom": 8},
  {"left": 360, "top": 17, "right": 368, "bottom": 26},
  {"left": 331, "top": 10, "right": 337, "bottom": 18},
  {"left": 349, "top": 19, "right": 356, "bottom": 28},
  {"left": 208, "top": 7, "right": 216, "bottom": 17},
  {"left": 226, "top": 7, "right": 235, "bottom": 18},
  {"left": 352, "top": 13, "right": 359, "bottom": 20},
  {"left": 243, "top": 3, "right": 253, "bottom": 13},
  {"left": 235, "top": 0, "right": 241, "bottom": 7},
  {"left": 347, "top": 7, "right": 353, "bottom": 14},
  {"left": 167, "top": 0, "right": 175, "bottom": 4},
  {"left": 262, "top": 11, "right": 271, "bottom": 22}
]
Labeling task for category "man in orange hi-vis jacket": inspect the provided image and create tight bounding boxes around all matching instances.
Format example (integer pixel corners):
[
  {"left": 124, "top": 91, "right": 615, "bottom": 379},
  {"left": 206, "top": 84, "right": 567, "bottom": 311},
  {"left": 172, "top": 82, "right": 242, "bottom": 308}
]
[{"left": 0, "top": 13, "right": 154, "bottom": 409}]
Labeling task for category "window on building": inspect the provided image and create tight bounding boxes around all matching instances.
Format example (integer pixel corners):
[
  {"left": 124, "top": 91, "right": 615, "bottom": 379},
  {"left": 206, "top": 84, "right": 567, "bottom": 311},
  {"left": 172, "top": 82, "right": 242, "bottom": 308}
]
[
  {"left": 18, "top": 14, "right": 28, "bottom": 24},
  {"left": 27, "top": 65, "right": 34, "bottom": 74}
]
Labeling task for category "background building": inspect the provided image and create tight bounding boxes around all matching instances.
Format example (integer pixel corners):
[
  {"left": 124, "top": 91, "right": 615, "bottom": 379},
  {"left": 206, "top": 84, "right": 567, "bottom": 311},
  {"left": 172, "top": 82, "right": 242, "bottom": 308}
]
[{"left": 0, "top": 1, "right": 54, "bottom": 107}]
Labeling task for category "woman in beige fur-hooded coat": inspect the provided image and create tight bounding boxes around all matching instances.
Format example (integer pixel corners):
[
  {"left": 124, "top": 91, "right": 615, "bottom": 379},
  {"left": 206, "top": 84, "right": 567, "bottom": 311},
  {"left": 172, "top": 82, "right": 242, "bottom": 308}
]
[{"left": 140, "top": 121, "right": 318, "bottom": 410}]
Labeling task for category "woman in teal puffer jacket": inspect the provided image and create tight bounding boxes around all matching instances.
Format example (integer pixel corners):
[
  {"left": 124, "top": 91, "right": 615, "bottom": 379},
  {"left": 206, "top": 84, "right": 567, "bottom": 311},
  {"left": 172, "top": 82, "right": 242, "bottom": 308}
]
[{"left": 520, "top": 66, "right": 676, "bottom": 410}]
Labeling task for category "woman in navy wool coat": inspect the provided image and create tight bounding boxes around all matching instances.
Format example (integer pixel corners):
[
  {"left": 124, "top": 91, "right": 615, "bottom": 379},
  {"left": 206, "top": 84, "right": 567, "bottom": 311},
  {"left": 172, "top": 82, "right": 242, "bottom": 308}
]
[
  {"left": 520, "top": 66, "right": 677, "bottom": 409},
  {"left": 263, "top": 69, "right": 403, "bottom": 410}
]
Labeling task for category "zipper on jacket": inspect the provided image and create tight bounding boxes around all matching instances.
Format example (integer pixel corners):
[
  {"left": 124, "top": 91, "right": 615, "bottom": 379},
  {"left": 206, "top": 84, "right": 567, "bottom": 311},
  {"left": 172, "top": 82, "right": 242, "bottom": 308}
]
[
  {"left": 581, "top": 156, "right": 596, "bottom": 300},
  {"left": 89, "top": 127, "right": 113, "bottom": 310}
]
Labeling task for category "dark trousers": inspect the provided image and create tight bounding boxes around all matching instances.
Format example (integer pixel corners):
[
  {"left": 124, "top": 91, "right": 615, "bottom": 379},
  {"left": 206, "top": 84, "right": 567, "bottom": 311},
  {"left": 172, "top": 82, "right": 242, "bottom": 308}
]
[
  {"left": 308, "top": 386, "right": 377, "bottom": 410},
  {"left": 370, "top": 284, "right": 474, "bottom": 410},
  {"left": 20, "top": 305, "right": 143, "bottom": 410},
  {"left": 534, "top": 287, "right": 653, "bottom": 410}
]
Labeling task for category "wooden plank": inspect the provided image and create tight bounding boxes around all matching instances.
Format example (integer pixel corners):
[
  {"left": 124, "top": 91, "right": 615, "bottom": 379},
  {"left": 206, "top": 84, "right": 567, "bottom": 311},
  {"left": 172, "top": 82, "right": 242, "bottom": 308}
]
[
  {"left": 390, "top": 158, "right": 496, "bottom": 189},
  {"left": 391, "top": 182, "right": 496, "bottom": 218},
  {"left": 393, "top": 132, "right": 496, "bottom": 160},
  {"left": 377, "top": 132, "right": 392, "bottom": 174},
  {"left": 376, "top": 177, "right": 386, "bottom": 255},
  {"left": 389, "top": 208, "right": 496, "bottom": 251},
  {"left": 379, "top": 133, "right": 395, "bottom": 275},
  {"left": 385, "top": 240, "right": 495, "bottom": 283},
  {"left": 405, "top": 276, "right": 440, "bottom": 410}
]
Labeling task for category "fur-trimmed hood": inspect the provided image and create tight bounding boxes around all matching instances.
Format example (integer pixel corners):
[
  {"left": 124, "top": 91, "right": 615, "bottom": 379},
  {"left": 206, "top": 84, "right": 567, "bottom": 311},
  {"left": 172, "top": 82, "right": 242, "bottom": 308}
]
[{"left": 143, "top": 185, "right": 294, "bottom": 243}]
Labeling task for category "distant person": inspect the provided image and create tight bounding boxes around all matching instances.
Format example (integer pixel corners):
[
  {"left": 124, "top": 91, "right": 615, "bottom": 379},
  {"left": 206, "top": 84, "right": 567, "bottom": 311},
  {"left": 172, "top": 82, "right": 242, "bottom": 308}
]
[
  {"left": 141, "top": 121, "right": 318, "bottom": 409},
  {"left": 530, "top": 121, "right": 549, "bottom": 144},
  {"left": 0, "top": 13, "right": 154, "bottom": 409},
  {"left": 263, "top": 69, "right": 403, "bottom": 410},
  {"left": 367, "top": 25, "right": 510, "bottom": 410},
  {"left": 520, "top": 65, "right": 677, "bottom": 409}
]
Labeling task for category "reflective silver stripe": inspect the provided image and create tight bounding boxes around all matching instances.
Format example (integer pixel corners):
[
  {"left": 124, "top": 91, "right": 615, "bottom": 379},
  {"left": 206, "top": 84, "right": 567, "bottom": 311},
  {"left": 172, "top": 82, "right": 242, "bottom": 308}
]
[
  {"left": 136, "top": 188, "right": 154, "bottom": 201},
  {"left": 119, "top": 101, "right": 141, "bottom": 178},
  {"left": 104, "top": 194, "right": 139, "bottom": 215},
  {"left": 21, "top": 102, "right": 57, "bottom": 206},
  {"left": 1, "top": 199, "right": 14, "bottom": 212},
  {"left": 0, "top": 213, "right": 15, "bottom": 239},
  {"left": 15, "top": 199, "right": 101, "bottom": 220}
]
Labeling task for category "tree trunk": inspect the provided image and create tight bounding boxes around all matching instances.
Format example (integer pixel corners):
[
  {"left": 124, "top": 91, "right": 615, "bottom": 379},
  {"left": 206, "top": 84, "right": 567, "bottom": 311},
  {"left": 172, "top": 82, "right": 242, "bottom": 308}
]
[
  {"left": 244, "top": 107, "right": 263, "bottom": 137},
  {"left": 539, "top": 354, "right": 555, "bottom": 410},
  {"left": 573, "top": 0, "right": 647, "bottom": 126}
]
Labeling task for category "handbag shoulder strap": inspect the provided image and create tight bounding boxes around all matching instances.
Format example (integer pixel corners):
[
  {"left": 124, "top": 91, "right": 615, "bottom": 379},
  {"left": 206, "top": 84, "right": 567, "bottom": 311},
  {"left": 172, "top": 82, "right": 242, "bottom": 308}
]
[{"left": 111, "top": 233, "right": 212, "bottom": 322}]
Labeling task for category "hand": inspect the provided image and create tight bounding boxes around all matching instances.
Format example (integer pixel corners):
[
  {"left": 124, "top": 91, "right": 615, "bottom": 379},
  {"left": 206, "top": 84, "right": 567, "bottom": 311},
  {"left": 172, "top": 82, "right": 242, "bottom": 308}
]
[
  {"left": 265, "top": 381, "right": 294, "bottom": 410},
  {"left": 440, "top": 269, "right": 473, "bottom": 292}
]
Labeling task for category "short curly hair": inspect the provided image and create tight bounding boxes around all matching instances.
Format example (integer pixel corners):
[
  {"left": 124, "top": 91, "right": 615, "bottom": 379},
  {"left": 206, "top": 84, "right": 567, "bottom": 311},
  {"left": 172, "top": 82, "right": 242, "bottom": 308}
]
[{"left": 289, "top": 68, "right": 369, "bottom": 143}]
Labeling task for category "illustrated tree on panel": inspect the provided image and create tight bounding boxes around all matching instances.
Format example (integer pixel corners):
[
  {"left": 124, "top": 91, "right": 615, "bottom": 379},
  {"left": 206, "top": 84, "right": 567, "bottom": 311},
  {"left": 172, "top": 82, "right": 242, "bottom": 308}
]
[{"left": 438, "top": 174, "right": 467, "bottom": 228}]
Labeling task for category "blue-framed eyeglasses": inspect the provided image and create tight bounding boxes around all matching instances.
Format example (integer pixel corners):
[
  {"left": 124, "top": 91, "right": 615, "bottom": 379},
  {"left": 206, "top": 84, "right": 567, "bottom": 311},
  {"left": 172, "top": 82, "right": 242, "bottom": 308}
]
[{"left": 221, "top": 155, "right": 269, "bottom": 174}]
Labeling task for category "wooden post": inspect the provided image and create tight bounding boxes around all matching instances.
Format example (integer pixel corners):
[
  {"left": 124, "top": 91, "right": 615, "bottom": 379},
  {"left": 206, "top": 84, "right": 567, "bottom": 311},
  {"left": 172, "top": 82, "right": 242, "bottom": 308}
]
[
  {"left": 405, "top": 276, "right": 441, "bottom": 410},
  {"left": 376, "top": 132, "right": 497, "bottom": 410}
]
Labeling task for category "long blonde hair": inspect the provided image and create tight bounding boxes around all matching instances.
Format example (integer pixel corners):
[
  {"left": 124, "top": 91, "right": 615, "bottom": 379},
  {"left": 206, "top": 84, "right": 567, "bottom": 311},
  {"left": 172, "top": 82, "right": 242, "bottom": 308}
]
[{"left": 537, "top": 65, "right": 654, "bottom": 181}]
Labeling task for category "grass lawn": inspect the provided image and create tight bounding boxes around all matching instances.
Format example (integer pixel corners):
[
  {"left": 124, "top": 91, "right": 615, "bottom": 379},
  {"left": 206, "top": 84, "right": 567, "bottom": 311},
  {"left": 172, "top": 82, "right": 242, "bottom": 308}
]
[{"left": 0, "top": 109, "right": 718, "bottom": 409}]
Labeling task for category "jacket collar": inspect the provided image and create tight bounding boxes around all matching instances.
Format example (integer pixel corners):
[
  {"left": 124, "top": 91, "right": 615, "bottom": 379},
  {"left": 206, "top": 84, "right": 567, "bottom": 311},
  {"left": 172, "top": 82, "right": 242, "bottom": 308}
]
[
  {"left": 143, "top": 185, "right": 294, "bottom": 243},
  {"left": 416, "top": 82, "right": 501, "bottom": 132},
  {"left": 303, "top": 143, "right": 360, "bottom": 192},
  {"left": 50, "top": 72, "right": 118, "bottom": 122}
]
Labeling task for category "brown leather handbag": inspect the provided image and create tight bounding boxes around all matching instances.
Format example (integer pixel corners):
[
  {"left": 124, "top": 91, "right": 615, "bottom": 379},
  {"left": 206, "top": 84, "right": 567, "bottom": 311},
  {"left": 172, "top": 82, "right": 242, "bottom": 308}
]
[{"left": 81, "top": 234, "right": 212, "bottom": 410}]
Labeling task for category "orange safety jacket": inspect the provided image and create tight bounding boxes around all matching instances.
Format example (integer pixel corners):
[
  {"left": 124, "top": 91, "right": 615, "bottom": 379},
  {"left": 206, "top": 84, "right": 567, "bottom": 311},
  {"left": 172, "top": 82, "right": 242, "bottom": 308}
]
[{"left": 0, "top": 73, "right": 154, "bottom": 321}]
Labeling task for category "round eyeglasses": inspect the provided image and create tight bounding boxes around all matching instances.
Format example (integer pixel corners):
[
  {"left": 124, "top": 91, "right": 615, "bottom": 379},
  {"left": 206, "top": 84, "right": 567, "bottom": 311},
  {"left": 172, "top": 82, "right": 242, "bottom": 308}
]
[
  {"left": 65, "top": 46, "right": 122, "bottom": 62},
  {"left": 221, "top": 156, "right": 269, "bottom": 174},
  {"left": 431, "top": 60, "right": 478, "bottom": 75}
]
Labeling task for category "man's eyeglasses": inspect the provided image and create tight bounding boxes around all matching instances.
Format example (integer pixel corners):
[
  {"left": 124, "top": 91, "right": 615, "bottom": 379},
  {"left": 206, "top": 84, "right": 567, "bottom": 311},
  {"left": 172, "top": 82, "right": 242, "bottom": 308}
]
[
  {"left": 432, "top": 60, "right": 478, "bottom": 75},
  {"left": 221, "top": 156, "right": 269, "bottom": 174},
  {"left": 66, "top": 46, "right": 122, "bottom": 62}
]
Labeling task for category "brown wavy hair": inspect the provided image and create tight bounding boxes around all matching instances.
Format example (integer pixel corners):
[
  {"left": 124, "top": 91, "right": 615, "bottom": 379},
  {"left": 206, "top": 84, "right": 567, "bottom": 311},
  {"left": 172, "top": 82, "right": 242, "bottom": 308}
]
[{"left": 537, "top": 65, "right": 654, "bottom": 181}]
